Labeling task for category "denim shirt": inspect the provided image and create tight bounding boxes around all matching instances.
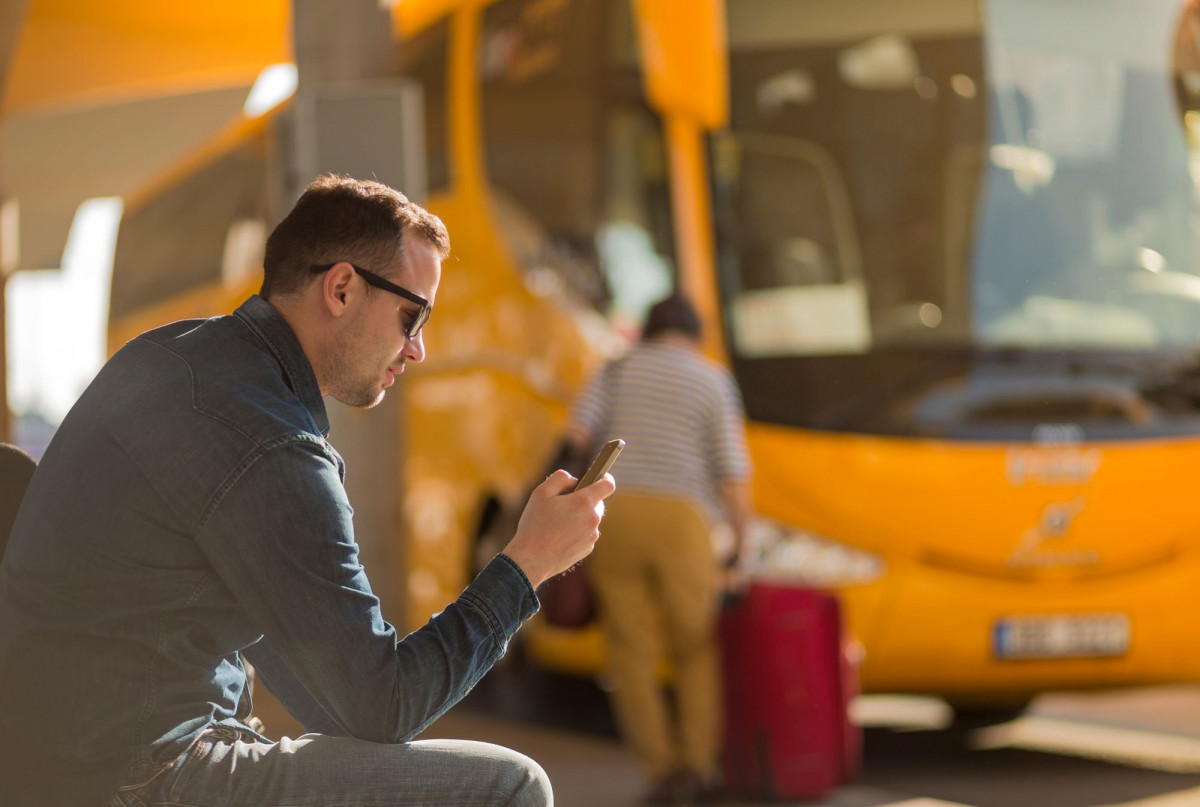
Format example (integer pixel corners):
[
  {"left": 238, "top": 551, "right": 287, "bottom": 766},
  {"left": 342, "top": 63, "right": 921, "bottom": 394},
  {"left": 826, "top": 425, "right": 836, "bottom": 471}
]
[{"left": 0, "top": 295, "right": 539, "bottom": 807}]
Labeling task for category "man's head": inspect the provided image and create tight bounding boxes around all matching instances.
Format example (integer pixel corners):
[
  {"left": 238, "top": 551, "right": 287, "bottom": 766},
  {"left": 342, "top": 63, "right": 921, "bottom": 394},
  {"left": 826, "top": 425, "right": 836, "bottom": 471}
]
[
  {"left": 641, "top": 293, "right": 702, "bottom": 343},
  {"left": 262, "top": 174, "right": 449, "bottom": 299},
  {"left": 263, "top": 175, "right": 450, "bottom": 409}
]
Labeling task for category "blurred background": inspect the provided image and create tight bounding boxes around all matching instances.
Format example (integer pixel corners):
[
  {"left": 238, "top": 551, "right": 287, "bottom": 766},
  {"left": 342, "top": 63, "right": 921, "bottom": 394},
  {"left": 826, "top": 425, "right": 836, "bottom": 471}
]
[{"left": 10, "top": 1, "right": 1200, "bottom": 804}]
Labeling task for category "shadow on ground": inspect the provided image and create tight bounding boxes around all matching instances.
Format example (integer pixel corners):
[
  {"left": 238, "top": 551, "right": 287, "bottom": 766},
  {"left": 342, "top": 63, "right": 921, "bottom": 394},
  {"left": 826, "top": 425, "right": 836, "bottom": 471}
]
[{"left": 457, "top": 659, "right": 1200, "bottom": 807}]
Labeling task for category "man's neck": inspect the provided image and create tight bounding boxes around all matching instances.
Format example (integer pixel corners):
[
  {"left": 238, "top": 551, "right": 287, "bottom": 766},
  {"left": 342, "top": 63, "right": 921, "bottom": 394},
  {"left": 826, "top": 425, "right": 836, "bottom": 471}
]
[
  {"left": 648, "top": 331, "right": 698, "bottom": 351},
  {"left": 263, "top": 294, "right": 329, "bottom": 394}
]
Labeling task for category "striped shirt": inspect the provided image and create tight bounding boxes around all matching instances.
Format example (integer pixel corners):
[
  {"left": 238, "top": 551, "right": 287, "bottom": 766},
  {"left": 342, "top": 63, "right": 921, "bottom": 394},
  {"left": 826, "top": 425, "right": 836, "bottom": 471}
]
[{"left": 570, "top": 340, "right": 751, "bottom": 520}]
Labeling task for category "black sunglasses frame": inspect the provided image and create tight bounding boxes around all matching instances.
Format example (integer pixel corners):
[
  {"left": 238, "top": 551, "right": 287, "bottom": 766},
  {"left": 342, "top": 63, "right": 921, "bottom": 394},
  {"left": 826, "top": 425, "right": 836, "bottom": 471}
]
[{"left": 310, "top": 262, "right": 432, "bottom": 339}]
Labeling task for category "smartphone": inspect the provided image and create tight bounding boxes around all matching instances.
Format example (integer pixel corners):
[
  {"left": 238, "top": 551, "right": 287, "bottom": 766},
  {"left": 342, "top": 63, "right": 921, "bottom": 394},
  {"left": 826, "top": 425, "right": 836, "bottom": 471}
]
[{"left": 573, "top": 439, "right": 625, "bottom": 491}]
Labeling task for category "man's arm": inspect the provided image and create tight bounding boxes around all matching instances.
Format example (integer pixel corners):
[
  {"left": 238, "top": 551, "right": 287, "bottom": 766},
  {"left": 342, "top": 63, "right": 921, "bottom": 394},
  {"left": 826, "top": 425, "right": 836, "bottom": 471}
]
[
  {"left": 242, "top": 635, "right": 347, "bottom": 736},
  {"left": 711, "top": 368, "right": 753, "bottom": 567},
  {"left": 197, "top": 439, "right": 612, "bottom": 744},
  {"left": 719, "top": 478, "right": 752, "bottom": 567},
  {"left": 196, "top": 440, "right": 604, "bottom": 743}
]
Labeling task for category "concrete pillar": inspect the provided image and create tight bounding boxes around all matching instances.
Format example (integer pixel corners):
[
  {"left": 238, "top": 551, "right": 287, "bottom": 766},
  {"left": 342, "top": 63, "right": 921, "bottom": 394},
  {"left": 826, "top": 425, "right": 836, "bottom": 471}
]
[
  {"left": 292, "top": 0, "right": 397, "bottom": 85},
  {"left": 286, "top": 0, "right": 421, "bottom": 630}
]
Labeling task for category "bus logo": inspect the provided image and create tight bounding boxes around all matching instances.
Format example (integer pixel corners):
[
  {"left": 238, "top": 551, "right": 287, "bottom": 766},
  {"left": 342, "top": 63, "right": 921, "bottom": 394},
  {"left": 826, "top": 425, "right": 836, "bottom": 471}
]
[{"left": 1008, "top": 498, "right": 1100, "bottom": 570}]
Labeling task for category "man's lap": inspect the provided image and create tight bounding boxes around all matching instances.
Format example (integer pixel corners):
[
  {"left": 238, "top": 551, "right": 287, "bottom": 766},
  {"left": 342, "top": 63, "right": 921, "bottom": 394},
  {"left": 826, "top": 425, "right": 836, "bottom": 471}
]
[{"left": 109, "top": 725, "right": 552, "bottom": 807}]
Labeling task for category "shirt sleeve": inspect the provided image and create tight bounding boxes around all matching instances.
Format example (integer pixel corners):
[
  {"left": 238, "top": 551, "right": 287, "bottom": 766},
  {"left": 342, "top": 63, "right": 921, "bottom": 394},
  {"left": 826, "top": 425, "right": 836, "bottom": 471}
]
[
  {"left": 708, "top": 368, "right": 752, "bottom": 483},
  {"left": 195, "top": 438, "right": 538, "bottom": 744},
  {"left": 242, "top": 633, "right": 347, "bottom": 736}
]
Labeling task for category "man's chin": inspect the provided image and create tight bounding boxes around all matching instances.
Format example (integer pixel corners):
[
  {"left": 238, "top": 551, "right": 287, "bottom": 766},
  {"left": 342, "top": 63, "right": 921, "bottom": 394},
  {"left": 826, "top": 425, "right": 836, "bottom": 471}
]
[{"left": 330, "top": 388, "right": 388, "bottom": 410}]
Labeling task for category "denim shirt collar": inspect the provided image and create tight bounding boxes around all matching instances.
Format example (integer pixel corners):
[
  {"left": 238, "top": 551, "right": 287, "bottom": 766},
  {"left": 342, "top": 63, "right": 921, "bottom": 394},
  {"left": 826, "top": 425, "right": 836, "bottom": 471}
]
[{"left": 233, "top": 294, "right": 330, "bottom": 437}]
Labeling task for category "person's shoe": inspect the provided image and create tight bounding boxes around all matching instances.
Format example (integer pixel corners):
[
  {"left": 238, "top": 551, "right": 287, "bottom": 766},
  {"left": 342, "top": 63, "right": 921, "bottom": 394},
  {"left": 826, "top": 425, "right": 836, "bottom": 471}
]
[
  {"left": 643, "top": 768, "right": 724, "bottom": 805},
  {"left": 673, "top": 768, "right": 725, "bottom": 804},
  {"left": 642, "top": 773, "right": 680, "bottom": 805}
]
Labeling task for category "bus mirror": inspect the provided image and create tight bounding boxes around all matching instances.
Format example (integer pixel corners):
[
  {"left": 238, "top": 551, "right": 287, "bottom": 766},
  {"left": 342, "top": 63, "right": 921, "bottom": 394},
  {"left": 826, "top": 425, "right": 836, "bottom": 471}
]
[{"left": 633, "top": 0, "right": 728, "bottom": 129}]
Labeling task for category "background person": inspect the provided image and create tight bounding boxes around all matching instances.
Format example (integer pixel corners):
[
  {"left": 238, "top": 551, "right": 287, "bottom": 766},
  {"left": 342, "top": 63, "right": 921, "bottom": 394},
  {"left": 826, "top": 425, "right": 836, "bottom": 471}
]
[
  {"left": 0, "top": 174, "right": 614, "bottom": 807},
  {"left": 566, "top": 292, "right": 752, "bottom": 805}
]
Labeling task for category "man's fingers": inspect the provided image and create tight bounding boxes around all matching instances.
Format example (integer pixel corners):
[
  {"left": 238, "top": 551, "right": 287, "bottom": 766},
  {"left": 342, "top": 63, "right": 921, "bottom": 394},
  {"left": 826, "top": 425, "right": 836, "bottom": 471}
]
[
  {"left": 578, "top": 473, "right": 616, "bottom": 504},
  {"left": 540, "top": 469, "right": 616, "bottom": 502},
  {"left": 538, "top": 469, "right": 578, "bottom": 497}
]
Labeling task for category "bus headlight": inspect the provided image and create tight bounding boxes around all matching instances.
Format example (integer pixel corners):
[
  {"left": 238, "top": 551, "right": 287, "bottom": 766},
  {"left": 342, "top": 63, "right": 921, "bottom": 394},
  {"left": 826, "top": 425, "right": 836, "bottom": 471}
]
[{"left": 743, "top": 517, "right": 885, "bottom": 587}]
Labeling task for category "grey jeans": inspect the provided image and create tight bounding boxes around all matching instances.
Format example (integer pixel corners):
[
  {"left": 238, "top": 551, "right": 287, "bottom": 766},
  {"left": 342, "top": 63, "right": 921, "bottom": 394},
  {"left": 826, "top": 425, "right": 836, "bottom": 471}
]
[{"left": 108, "top": 725, "right": 552, "bottom": 806}]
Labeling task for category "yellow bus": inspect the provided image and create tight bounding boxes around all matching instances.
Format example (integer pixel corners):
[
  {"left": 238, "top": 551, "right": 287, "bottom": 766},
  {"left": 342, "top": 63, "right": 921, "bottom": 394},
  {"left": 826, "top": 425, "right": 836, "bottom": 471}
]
[{"left": 109, "top": 0, "right": 1200, "bottom": 713}]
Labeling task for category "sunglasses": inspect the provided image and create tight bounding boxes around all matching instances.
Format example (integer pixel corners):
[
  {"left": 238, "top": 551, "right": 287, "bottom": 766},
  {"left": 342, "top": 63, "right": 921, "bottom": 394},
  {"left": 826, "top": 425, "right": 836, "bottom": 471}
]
[{"left": 310, "top": 262, "right": 432, "bottom": 339}]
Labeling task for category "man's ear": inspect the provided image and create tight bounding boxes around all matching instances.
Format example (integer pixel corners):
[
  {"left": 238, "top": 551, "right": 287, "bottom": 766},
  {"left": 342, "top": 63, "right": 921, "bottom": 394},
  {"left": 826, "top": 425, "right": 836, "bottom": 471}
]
[{"left": 321, "top": 262, "right": 357, "bottom": 318}]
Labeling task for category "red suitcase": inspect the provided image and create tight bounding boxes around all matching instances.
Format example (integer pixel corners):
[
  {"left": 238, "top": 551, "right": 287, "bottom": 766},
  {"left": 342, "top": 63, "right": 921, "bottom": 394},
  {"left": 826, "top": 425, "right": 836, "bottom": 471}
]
[{"left": 720, "top": 582, "right": 861, "bottom": 800}]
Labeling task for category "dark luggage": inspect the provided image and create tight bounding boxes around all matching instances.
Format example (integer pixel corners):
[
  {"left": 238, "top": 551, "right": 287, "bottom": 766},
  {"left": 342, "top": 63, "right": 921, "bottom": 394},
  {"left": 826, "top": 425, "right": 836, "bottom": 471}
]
[{"left": 720, "top": 582, "right": 861, "bottom": 800}]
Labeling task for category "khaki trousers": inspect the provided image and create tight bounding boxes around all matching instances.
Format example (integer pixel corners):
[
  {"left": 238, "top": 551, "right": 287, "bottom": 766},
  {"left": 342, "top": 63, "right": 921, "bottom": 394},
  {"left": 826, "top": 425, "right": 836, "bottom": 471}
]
[{"left": 588, "top": 492, "right": 720, "bottom": 780}]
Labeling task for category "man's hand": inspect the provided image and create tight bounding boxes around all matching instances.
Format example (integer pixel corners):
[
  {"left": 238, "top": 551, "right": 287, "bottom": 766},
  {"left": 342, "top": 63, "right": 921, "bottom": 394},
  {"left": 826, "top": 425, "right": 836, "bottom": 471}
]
[{"left": 502, "top": 470, "right": 616, "bottom": 589}]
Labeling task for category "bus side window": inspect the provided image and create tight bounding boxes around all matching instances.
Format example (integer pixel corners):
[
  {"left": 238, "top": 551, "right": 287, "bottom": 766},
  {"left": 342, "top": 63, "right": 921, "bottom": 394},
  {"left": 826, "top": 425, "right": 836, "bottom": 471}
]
[
  {"left": 479, "top": 0, "right": 608, "bottom": 306},
  {"left": 723, "top": 133, "right": 855, "bottom": 292},
  {"left": 479, "top": 0, "right": 675, "bottom": 323},
  {"left": 111, "top": 140, "right": 267, "bottom": 325}
]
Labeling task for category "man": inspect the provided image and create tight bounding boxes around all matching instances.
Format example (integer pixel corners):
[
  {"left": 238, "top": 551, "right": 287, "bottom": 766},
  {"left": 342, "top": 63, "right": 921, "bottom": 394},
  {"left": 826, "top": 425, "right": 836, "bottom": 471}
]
[
  {"left": 0, "top": 175, "right": 614, "bottom": 807},
  {"left": 567, "top": 293, "right": 751, "bottom": 805}
]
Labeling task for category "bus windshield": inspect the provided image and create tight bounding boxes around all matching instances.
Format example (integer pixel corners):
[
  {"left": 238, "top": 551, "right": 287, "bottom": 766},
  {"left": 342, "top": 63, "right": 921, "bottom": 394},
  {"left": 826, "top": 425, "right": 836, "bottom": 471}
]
[{"left": 713, "top": 0, "right": 1200, "bottom": 436}]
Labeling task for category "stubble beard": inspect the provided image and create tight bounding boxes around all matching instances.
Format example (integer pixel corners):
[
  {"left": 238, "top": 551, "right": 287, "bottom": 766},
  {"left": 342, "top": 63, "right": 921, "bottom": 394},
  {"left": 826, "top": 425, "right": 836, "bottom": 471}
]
[{"left": 323, "top": 343, "right": 389, "bottom": 409}]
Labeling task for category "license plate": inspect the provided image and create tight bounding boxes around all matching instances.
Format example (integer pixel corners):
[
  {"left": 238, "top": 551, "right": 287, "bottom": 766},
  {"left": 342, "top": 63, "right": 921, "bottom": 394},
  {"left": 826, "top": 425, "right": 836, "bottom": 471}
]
[{"left": 993, "top": 614, "right": 1130, "bottom": 660}]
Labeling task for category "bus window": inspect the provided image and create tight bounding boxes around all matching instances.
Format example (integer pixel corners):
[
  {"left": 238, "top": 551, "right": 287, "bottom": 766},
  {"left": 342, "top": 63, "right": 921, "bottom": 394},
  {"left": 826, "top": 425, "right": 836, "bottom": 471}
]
[
  {"left": 714, "top": 130, "right": 870, "bottom": 357},
  {"left": 595, "top": 108, "right": 674, "bottom": 333},
  {"left": 110, "top": 137, "right": 268, "bottom": 324},
  {"left": 713, "top": 1, "right": 1200, "bottom": 437},
  {"left": 716, "top": 0, "right": 984, "bottom": 361},
  {"left": 972, "top": 0, "right": 1200, "bottom": 350},
  {"left": 397, "top": 19, "right": 450, "bottom": 194},
  {"left": 480, "top": 0, "right": 675, "bottom": 328}
]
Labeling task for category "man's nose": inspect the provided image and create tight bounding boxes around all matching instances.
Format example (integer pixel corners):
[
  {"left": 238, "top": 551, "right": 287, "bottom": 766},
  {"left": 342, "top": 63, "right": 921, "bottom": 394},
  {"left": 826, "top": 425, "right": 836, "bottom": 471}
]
[{"left": 404, "top": 330, "right": 426, "bottom": 363}]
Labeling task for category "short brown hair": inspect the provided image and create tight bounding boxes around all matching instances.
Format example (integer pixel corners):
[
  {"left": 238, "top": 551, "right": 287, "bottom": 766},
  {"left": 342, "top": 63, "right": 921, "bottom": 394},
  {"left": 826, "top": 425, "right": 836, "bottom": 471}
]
[
  {"left": 642, "top": 293, "right": 701, "bottom": 341},
  {"left": 260, "top": 174, "right": 450, "bottom": 298}
]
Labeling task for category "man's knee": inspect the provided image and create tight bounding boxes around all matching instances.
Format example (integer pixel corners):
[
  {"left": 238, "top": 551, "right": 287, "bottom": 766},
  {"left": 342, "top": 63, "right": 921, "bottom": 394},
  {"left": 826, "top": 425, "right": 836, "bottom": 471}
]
[{"left": 496, "top": 748, "right": 552, "bottom": 807}]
